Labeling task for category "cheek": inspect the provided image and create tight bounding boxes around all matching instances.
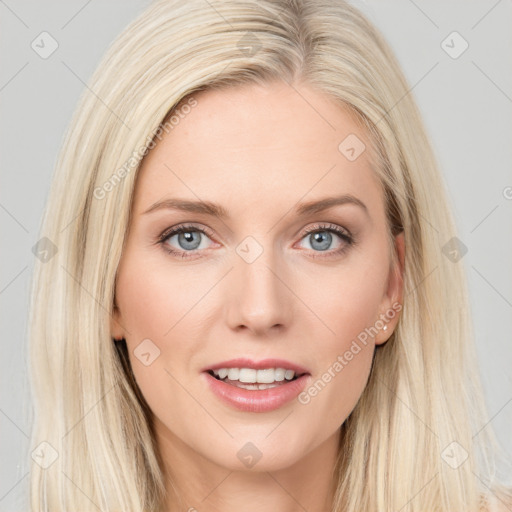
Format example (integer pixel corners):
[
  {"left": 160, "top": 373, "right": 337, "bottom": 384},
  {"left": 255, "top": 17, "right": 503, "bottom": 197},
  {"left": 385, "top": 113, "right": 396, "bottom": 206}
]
[
  {"left": 296, "top": 290, "right": 377, "bottom": 432},
  {"left": 303, "top": 253, "right": 388, "bottom": 344},
  {"left": 114, "top": 255, "right": 209, "bottom": 433},
  {"left": 295, "top": 253, "right": 387, "bottom": 421},
  {"left": 115, "top": 250, "right": 207, "bottom": 341},
  {"left": 114, "top": 248, "right": 218, "bottom": 396}
]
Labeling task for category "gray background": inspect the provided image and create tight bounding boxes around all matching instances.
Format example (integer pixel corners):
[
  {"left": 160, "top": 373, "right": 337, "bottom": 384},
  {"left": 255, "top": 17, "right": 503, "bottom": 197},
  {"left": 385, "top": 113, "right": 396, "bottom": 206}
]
[{"left": 1, "top": 1, "right": 511, "bottom": 510}]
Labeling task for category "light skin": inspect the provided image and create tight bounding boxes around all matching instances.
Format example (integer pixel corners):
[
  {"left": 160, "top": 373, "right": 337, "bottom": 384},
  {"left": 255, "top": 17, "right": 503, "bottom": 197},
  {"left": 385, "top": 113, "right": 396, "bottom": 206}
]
[{"left": 111, "top": 80, "right": 405, "bottom": 512}]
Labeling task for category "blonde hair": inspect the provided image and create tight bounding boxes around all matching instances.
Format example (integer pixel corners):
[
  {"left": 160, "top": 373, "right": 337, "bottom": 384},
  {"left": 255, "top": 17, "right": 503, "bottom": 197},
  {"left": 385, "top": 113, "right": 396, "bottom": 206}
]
[{"left": 27, "top": 0, "right": 511, "bottom": 510}]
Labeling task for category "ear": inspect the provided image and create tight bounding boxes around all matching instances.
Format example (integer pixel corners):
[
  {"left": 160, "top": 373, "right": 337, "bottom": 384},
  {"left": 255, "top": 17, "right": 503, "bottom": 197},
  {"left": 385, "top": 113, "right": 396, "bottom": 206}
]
[
  {"left": 374, "top": 231, "right": 405, "bottom": 346},
  {"left": 110, "top": 303, "right": 125, "bottom": 341}
]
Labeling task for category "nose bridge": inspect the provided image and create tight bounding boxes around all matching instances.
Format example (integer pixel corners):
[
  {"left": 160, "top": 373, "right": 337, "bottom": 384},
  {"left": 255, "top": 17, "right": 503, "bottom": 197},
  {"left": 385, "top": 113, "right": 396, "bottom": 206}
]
[{"left": 226, "top": 237, "right": 292, "bottom": 334}]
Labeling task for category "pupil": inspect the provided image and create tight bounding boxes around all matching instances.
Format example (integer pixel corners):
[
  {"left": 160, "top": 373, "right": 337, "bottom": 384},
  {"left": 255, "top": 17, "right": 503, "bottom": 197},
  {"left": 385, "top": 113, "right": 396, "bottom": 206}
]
[
  {"left": 311, "top": 231, "right": 331, "bottom": 251},
  {"left": 179, "top": 231, "right": 200, "bottom": 250}
]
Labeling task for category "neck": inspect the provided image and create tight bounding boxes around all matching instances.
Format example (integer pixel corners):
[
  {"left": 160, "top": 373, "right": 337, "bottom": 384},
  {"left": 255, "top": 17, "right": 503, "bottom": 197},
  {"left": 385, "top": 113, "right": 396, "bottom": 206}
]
[{"left": 156, "top": 424, "right": 341, "bottom": 512}]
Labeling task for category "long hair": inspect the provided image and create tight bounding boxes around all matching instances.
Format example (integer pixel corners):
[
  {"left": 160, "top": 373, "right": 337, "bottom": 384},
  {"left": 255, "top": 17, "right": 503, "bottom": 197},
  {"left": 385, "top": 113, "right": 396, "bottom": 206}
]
[{"left": 27, "top": 0, "right": 511, "bottom": 510}]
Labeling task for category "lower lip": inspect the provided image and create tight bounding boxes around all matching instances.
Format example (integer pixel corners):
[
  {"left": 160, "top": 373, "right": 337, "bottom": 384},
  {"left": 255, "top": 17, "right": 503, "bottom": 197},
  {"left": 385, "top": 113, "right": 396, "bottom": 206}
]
[{"left": 203, "top": 372, "right": 310, "bottom": 413}]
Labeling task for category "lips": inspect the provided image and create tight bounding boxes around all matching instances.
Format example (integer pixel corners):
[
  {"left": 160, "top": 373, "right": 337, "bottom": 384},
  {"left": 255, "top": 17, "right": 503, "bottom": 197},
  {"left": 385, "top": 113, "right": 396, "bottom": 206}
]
[{"left": 201, "top": 357, "right": 311, "bottom": 413}]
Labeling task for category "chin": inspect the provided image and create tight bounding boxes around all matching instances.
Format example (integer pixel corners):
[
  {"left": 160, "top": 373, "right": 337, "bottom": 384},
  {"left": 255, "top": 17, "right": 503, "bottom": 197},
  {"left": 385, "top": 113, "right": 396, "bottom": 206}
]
[{"left": 203, "top": 427, "right": 321, "bottom": 473}]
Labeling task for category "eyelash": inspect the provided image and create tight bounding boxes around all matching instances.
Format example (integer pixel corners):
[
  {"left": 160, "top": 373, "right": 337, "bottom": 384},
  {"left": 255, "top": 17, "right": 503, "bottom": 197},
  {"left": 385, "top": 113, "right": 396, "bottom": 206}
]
[{"left": 156, "top": 222, "right": 355, "bottom": 260}]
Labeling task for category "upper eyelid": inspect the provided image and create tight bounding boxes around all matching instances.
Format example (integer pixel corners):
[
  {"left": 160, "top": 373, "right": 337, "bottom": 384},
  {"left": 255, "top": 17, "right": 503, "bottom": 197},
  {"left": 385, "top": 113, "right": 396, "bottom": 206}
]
[{"left": 302, "top": 223, "right": 351, "bottom": 236}]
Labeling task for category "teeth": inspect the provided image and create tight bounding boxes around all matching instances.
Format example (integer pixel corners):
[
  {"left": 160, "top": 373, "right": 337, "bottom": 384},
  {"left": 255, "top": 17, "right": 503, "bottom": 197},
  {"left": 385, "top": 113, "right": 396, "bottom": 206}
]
[
  {"left": 274, "top": 368, "right": 286, "bottom": 381},
  {"left": 239, "top": 368, "right": 257, "bottom": 383},
  {"left": 211, "top": 367, "right": 297, "bottom": 383},
  {"left": 227, "top": 368, "right": 239, "bottom": 380},
  {"left": 227, "top": 382, "right": 282, "bottom": 390}
]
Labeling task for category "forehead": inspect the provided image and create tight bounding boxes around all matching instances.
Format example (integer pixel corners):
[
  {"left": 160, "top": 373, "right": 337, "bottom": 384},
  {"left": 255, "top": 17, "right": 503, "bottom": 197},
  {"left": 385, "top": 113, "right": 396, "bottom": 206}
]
[{"left": 133, "top": 81, "right": 383, "bottom": 218}]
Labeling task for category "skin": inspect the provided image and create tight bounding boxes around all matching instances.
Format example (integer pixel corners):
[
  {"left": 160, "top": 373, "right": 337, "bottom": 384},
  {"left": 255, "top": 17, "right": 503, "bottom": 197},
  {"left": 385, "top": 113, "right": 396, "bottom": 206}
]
[{"left": 111, "top": 80, "right": 405, "bottom": 512}]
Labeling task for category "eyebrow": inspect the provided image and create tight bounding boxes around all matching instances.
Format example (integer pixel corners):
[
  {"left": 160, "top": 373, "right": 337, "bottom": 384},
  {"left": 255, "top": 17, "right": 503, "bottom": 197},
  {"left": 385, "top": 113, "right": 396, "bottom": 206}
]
[{"left": 142, "top": 194, "right": 369, "bottom": 218}]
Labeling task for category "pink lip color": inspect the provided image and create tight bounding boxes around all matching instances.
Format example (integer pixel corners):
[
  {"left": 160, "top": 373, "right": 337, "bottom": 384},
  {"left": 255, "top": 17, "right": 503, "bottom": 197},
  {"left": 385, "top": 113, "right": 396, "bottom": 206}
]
[{"left": 203, "top": 372, "right": 310, "bottom": 413}]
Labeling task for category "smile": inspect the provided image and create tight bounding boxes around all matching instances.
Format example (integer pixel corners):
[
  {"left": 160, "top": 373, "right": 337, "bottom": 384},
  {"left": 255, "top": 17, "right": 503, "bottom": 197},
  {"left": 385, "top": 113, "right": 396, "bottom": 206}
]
[
  {"left": 209, "top": 366, "right": 300, "bottom": 388},
  {"left": 202, "top": 358, "right": 311, "bottom": 413}
]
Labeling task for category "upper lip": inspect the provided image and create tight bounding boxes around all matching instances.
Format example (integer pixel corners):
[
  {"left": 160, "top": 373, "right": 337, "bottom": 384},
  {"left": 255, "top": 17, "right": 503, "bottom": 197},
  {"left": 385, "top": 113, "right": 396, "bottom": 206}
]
[{"left": 202, "top": 358, "right": 310, "bottom": 375}]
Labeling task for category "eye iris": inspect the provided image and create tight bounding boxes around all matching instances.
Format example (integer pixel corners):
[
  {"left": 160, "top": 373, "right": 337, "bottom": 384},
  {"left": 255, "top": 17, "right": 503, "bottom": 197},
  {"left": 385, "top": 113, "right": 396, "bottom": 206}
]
[
  {"left": 310, "top": 231, "right": 332, "bottom": 251},
  {"left": 178, "top": 231, "right": 201, "bottom": 250}
]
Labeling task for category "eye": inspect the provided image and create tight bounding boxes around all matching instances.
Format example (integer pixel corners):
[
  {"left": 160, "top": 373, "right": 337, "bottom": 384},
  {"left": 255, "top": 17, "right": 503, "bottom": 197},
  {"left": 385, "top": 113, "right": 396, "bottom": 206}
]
[
  {"left": 296, "top": 223, "right": 354, "bottom": 258},
  {"left": 157, "top": 222, "right": 355, "bottom": 260},
  {"left": 158, "top": 224, "right": 215, "bottom": 259}
]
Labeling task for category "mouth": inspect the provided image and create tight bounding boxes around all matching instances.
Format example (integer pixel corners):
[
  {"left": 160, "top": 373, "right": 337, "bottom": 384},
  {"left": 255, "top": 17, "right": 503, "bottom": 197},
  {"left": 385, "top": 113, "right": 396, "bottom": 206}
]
[
  {"left": 202, "top": 358, "right": 311, "bottom": 412},
  {"left": 206, "top": 367, "right": 305, "bottom": 390}
]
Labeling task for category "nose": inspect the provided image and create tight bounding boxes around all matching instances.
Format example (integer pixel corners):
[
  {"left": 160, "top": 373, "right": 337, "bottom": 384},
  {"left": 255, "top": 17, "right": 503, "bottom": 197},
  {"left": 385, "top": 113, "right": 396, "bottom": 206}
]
[{"left": 225, "top": 248, "right": 293, "bottom": 337}]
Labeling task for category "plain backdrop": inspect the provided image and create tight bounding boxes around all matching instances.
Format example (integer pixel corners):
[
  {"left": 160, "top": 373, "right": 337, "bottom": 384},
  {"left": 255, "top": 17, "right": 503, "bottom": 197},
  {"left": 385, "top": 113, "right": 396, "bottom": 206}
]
[{"left": 1, "top": 1, "right": 511, "bottom": 510}]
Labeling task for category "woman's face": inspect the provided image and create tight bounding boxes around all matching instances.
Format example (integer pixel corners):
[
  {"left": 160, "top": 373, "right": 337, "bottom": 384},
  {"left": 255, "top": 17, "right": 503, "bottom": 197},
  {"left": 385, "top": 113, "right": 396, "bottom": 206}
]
[{"left": 111, "top": 80, "right": 404, "bottom": 474}]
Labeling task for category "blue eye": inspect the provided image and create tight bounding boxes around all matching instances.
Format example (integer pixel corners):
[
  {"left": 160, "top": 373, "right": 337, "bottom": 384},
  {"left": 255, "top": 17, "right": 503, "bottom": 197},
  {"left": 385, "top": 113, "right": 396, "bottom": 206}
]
[
  {"left": 158, "top": 224, "right": 214, "bottom": 258},
  {"left": 157, "top": 222, "right": 354, "bottom": 260},
  {"left": 297, "top": 223, "right": 354, "bottom": 258}
]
